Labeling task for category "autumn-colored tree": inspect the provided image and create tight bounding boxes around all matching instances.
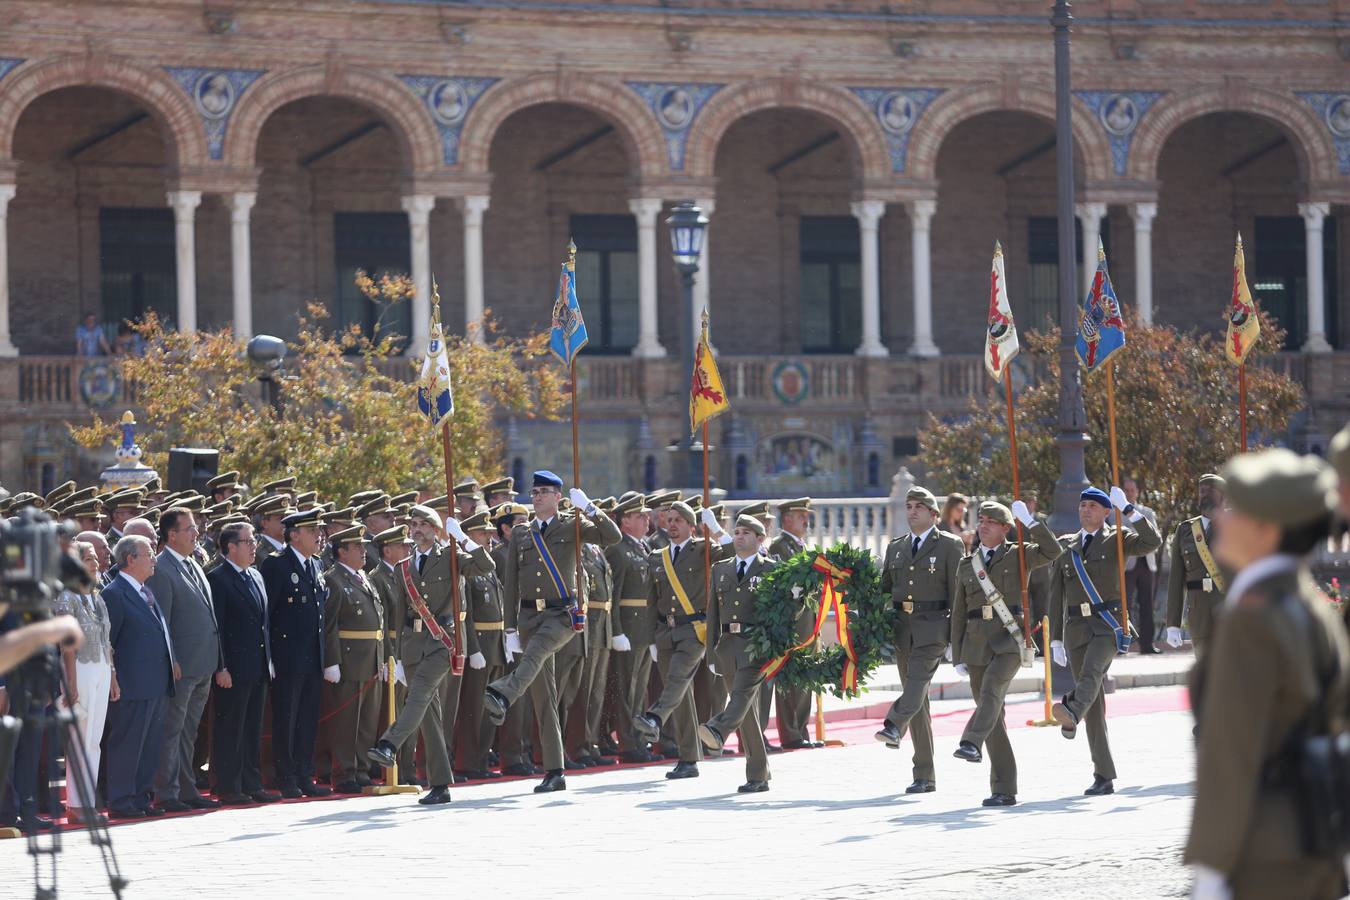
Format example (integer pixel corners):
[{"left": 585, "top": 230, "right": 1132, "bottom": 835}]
[
  {"left": 920, "top": 310, "right": 1304, "bottom": 531},
  {"left": 72, "top": 275, "right": 566, "bottom": 502}
]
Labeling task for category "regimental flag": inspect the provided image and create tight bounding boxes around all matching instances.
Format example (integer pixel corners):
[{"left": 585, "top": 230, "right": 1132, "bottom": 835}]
[
  {"left": 983, "top": 240, "right": 1020, "bottom": 381},
  {"left": 549, "top": 240, "right": 589, "bottom": 367},
  {"left": 689, "top": 309, "right": 729, "bottom": 436},
  {"left": 416, "top": 287, "right": 455, "bottom": 428},
  {"left": 1075, "top": 238, "right": 1127, "bottom": 373},
  {"left": 1226, "top": 233, "right": 1260, "bottom": 365}
]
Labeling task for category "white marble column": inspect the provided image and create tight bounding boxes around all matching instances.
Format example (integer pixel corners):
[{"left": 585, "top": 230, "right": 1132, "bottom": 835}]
[
  {"left": 1131, "top": 202, "right": 1157, "bottom": 325},
  {"left": 629, "top": 197, "right": 666, "bottom": 359},
  {"left": 167, "top": 190, "right": 202, "bottom": 334},
  {"left": 402, "top": 194, "right": 435, "bottom": 354},
  {"left": 694, "top": 197, "right": 716, "bottom": 351},
  {"left": 851, "top": 199, "right": 887, "bottom": 358},
  {"left": 227, "top": 192, "right": 256, "bottom": 340},
  {"left": 1077, "top": 201, "right": 1108, "bottom": 296},
  {"left": 460, "top": 194, "right": 489, "bottom": 342},
  {"left": 1299, "top": 201, "right": 1332, "bottom": 353},
  {"left": 906, "top": 199, "right": 939, "bottom": 358},
  {"left": 0, "top": 184, "right": 16, "bottom": 356}
]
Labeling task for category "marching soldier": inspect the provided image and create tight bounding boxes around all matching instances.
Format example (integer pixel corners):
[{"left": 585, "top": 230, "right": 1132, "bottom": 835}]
[
  {"left": 368, "top": 524, "right": 418, "bottom": 784},
  {"left": 567, "top": 532, "right": 616, "bottom": 767},
  {"left": 698, "top": 514, "right": 774, "bottom": 793},
  {"left": 365, "top": 505, "right": 494, "bottom": 805},
  {"left": 489, "top": 502, "right": 540, "bottom": 777},
  {"left": 455, "top": 512, "right": 507, "bottom": 780},
  {"left": 606, "top": 493, "right": 657, "bottom": 762},
  {"left": 322, "top": 526, "right": 386, "bottom": 792},
  {"left": 1049, "top": 486, "right": 1162, "bottom": 796},
  {"left": 481, "top": 471, "right": 621, "bottom": 793},
  {"left": 768, "top": 497, "right": 820, "bottom": 750},
  {"left": 875, "top": 486, "right": 963, "bottom": 794},
  {"left": 949, "top": 500, "right": 1061, "bottom": 807},
  {"left": 1165, "top": 474, "right": 1231, "bottom": 655},
  {"left": 632, "top": 502, "right": 734, "bottom": 780},
  {"left": 1185, "top": 449, "right": 1349, "bottom": 900}
]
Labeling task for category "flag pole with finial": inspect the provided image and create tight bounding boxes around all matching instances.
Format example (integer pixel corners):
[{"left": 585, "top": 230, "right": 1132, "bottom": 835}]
[
  {"left": 431, "top": 280, "right": 466, "bottom": 676},
  {"left": 566, "top": 239, "right": 585, "bottom": 628},
  {"left": 1099, "top": 243, "right": 1132, "bottom": 643}
]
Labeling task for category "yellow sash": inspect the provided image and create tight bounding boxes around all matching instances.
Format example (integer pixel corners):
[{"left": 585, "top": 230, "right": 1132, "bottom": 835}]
[
  {"left": 1189, "top": 520, "right": 1226, "bottom": 592},
  {"left": 660, "top": 547, "right": 707, "bottom": 644}
]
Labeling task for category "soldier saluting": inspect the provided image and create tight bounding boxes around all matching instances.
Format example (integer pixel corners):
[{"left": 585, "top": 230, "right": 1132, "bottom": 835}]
[{"left": 1165, "top": 474, "right": 1231, "bottom": 655}]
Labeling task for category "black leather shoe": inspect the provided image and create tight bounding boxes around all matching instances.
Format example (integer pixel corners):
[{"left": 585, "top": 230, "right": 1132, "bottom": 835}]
[
  {"left": 737, "top": 780, "right": 769, "bottom": 793},
  {"left": 953, "top": 741, "right": 982, "bottom": 763},
  {"left": 279, "top": 784, "right": 304, "bottom": 800},
  {"left": 905, "top": 780, "right": 936, "bottom": 794},
  {"left": 534, "top": 772, "right": 567, "bottom": 793},
  {"left": 875, "top": 722, "right": 901, "bottom": 748},
  {"left": 620, "top": 749, "right": 657, "bottom": 763},
  {"left": 333, "top": 781, "right": 363, "bottom": 794},
  {"left": 765, "top": 741, "right": 784, "bottom": 754},
  {"left": 250, "top": 790, "right": 282, "bottom": 803},
  {"left": 590, "top": 755, "right": 618, "bottom": 766},
  {"left": 573, "top": 754, "right": 599, "bottom": 768},
  {"left": 108, "top": 806, "right": 146, "bottom": 820},
  {"left": 298, "top": 780, "right": 332, "bottom": 797},
  {"left": 218, "top": 792, "right": 254, "bottom": 805},
  {"left": 599, "top": 738, "right": 621, "bottom": 756},
  {"left": 782, "top": 739, "right": 810, "bottom": 750},
  {"left": 366, "top": 741, "right": 397, "bottom": 769},
  {"left": 141, "top": 805, "right": 167, "bottom": 817},
  {"left": 401, "top": 775, "right": 427, "bottom": 787},
  {"left": 355, "top": 773, "right": 373, "bottom": 787},
  {"left": 456, "top": 769, "right": 500, "bottom": 781},
  {"left": 185, "top": 796, "right": 221, "bottom": 809},
  {"left": 17, "top": 814, "right": 54, "bottom": 833},
  {"left": 1084, "top": 775, "right": 1114, "bottom": 796},
  {"left": 501, "top": 763, "right": 540, "bottom": 777},
  {"left": 563, "top": 758, "right": 586, "bottom": 771},
  {"left": 697, "top": 724, "right": 724, "bottom": 752},
  {"left": 983, "top": 793, "right": 1017, "bottom": 807},
  {"left": 418, "top": 785, "right": 453, "bottom": 805},
  {"left": 1139, "top": 645, "right": 1162, "bottom": 655},
  {"left": 156, "top": 799, "right": 192, "bottom": 813},
  {"left": 632, "top": 713, "right": 661, "bottom": 743},
  {"left": 483, "top": 689, "right": 508, "bottom": 726},
  {"left": 1052, "top": 701, "right": 1077, "bottom": 739},
  {"left": 665, "top": 760, "right": 699, "bottom": 780}
]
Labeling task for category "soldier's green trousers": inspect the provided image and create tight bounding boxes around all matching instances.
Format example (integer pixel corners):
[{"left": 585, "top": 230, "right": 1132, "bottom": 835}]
[
  {"left": 566, "top": 613, "right": 611, "bottom": 759},
  {"left": 708, "top": 635, "right": 769, "bottom": 783},
  {"left": 489, "top": 608, "right": 575, "bottom": 771},
  {"left": 381, "top": 647, "right": 453, "bottom": 787},
  {"left": 885, "top": 636, "right": 944, "bottom": 783},
  {"left": 612, "top": 643, "right": 652, "bottom": 753},
  {"left": 648, "top": 622, "right": 704, "bottom": 763},
  {"left": 962, "top": 655, "right": 1019, "bottom": 795},
  {"left": 1063, "top": 625, "right": 1118, "bottom": 781}
]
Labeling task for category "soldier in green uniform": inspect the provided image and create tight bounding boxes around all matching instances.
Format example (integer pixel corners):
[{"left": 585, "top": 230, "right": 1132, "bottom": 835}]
[
  {"left": 322, "top": 526, "right": 386, "bottom": 792},
  {"left": 875, "top": 486, "right": 963, "bottom": 794},
  {"left": 482, "top": 477, "right": 515, "bottom": 509},
  {"left": 481, "top": 472, "right": 621, "bottom": 793},
  {"left": 252, "top": 494, "right": 291, "bottom": 562},
  {"left": 365, "top": 505, "right": 494, "bottom": 805},
  {"left": 357, "top": 495, "right": 396, "bottom": 572},
  {"left": 455, "top": 512, "right": 507, "bottom": 780},
  {"left": 1049, "top": 485, "right": 1162, "bottom": 796},
  {"left": 567, "top": 522, "right": 617, "bottom": 767},
  {"left": 368, "top": 524, "right": 418, "bottom": 784},
  {"left": 606, "top": 493, "right": 657, "bottom": 762},
  {"left": 453, "top": 480, "right": 483, "bottom": 521},
  {"left": 699, "top": 514, "right": 774, "bottom": 793},
  {"left": 632, "top": 502, "right": 734, "bottom": 779},
  {"left": 1184, "top": 449, "right": 1349, "bottom": 900},
  {"left": 949, "top": 500, "right": 1061, "bottom": 807},
  {"left": 645, "top": 490, "right": 679, "bottom": 551},
  {"left": 488, "top": 502, "right": 539, "bottom": 777},
  {"left": 1165, "top": 474, "right": 1231, "bottom": 655},
  {"left": 768, "top": 497, "right": 820, "bottom": 750}
]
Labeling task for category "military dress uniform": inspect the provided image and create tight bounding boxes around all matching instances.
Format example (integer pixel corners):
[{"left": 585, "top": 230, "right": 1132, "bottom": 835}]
[
  {"left": 368, "top": 537, "right": 417, "bottom": 781},
  {"left": 456, "top": 524, "right": 509, "bottom": 777},
  {"left": 767, "top": 524, "right": 816, "bottom": 749},
  {"left": 1166, "top": 516, "right": 1230, "bottom": 655},
  {"left": 322, "top": 544, "right": 386, "bottom": 789},
  {"left": 566, "top": 542, "right": 616, "bottom": 764},
  {"left": 491, "top": 537, "right": 536, "bottom": 775},
  {"left": 607, "top": 520, "right": 657, "bottom": 760}
]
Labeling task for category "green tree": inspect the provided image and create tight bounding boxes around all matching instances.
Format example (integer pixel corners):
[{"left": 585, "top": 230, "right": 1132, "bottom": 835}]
[
  {"left": 72, "top": 275, "right": 565, "bottom": 501},
  {"left": 921, "top": 311, "right": 1304, "bottom": 531}
]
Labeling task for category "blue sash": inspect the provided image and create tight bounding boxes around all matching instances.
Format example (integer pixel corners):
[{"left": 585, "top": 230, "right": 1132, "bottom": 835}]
[
  {"left": 531, "top": 526, "right": 572, "bottom": 602},
  {"left": 1069, "top": 548, "right": 1131, "bottom": 653}
]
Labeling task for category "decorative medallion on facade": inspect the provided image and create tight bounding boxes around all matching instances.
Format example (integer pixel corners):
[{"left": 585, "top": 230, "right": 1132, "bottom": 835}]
[
  {"left": 0, "top": 59, "right": 23, "bottom": 82},
  {"left": 847, "top": 87, "right": 943, "bottom": 173},
  {"left": 399, "top": 75, "right": 498, "bottom": 165},
  {"left": 625, "top": 82, "right": 723, "bottom": 171},
  {"left": 1074, "top": 90, "right": 1165, "bottom": 177},
  {"left": 164, "top": 67, "right": 266, "bottom": 160},
  {"left": 1295, "top": 92, "right": 1350, "bottom": 175},
  {"left": 771, "top": 361, "right": 810, "bottom": 405}
]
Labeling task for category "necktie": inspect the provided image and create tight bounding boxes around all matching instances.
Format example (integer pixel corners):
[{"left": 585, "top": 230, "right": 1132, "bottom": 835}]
[
  {"left": 912, "top": 536, "right": 921, "bottom": 557},
  {"left": 143, "top": 585, "right": 177, "bottom": 667},
  {"left": 417, "top": 553, "right": 426, "bottom": 575},
  {"left": 1083, "top": 533, "right": 1094, "bottom": 553},
  {"left": 672, "top": 545, "right": 681, "bottom": 564},
  {"left": 142, "top": 584, "right": 161, "bottom": 617},
  {"left": 539, "top": 519, "right": 548, "bottom": 537},
  {"left": 241, "top": 567, "right": 263, "bottom": 612},
  {"left": 737, "top": 560, "right": 747, "bottom": 581},
  {"left": 985, "top": 548, "right": 995, "bottom": 567}
]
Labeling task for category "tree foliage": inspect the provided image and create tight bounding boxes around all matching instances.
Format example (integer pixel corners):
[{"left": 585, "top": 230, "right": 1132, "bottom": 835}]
[
  {"left": 921, "top": 311, "right": 1304, "bottom": 531},
  {"left": 72, "top": 275, "right": 566, "bottom": 500}
]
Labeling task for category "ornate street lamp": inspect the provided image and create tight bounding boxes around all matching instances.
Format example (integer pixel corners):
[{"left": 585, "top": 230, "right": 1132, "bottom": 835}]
[{"left": 666, "top": 201, "right": 709, "bottom": 487}]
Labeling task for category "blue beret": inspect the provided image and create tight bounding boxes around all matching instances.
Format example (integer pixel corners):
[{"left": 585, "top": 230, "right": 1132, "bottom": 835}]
[
  {"left": 1080, "top": 487, "right": 1111, "bottom": 509},
  {"left": 532, "top": 470, "right": 564, "bottom": 489}
]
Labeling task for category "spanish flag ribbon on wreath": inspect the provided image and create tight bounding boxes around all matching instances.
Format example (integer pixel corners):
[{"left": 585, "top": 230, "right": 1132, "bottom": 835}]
[
  {"left": 689, "top": 309, "right": 729, "bottom": 436},
  {"left": 1226, "top": 233, "right": 1260, "bottom": 365}
]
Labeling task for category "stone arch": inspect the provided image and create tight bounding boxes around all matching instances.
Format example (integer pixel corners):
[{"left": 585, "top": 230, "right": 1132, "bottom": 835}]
[
  {"left": 683, "top": 79, "right": 891, "bottom": 183},
  {"left": 1128, "top": 84, "right": 1334, "bottom": 183},
  {"left": 906, "top": 82, "right": 1112, "bottom": 184},
  {"left": 0, "top": 54, "right": 208, "bottom": 166},
  {"left": 224, "top": 64, "right": 442, "bottom": 171},
  {"left": 457, "top": 72, "right": 667, "bottom": 179}
]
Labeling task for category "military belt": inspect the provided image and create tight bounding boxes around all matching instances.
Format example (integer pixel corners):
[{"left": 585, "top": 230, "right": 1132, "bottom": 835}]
[
  {"left": 407, "top": 614, "right": 457, "bottom": 631},
  {"left": 337, "top": 629, "right": 382, "bottom": 640},
  {"left": 894, "top": 600, "right": 949, "bottom": 614},
  {"left": 1072, "top": 601, "right": 1121, "bottom": 617},
  {"left": 618, "top": 599, "right": 648, "bottom": 608},
  {"left": 665, "top": 612, "right": 706, "bottom": 627},
  {"left": 386, "top": 630, "right": 398, "bottom": 639},
  {"left": 475, "top": 621, "right": 505, "bottom": 631},
  {"left": 1185, "top": 580, "right": 1217, "bottom": 592},
  {"left": 720, "top": 622, "right": 752, "bottom": 634},
  {"left": 967, "top": 606, "right": 1020, "bottom": 621},
  {"left": 587, "top": 600, "right": 612, "bottom": 611},
  {"left": 523, "top": 598, "right": 573, "bottom": 612}
]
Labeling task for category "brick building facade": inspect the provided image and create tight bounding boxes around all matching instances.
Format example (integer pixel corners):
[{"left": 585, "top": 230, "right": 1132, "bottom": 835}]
[{"left": 1, "top": 0, "right": 1348, "bottom": 496}]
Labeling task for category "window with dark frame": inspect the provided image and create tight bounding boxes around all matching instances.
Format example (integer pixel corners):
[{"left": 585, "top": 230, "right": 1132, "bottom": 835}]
[
  {"left": 1026, "top": 216, "right": 1109, "bottom": 329},
  {"left": 1252, "top": 216, "right": 1338, "bottom": 350},
  {"left": 799, "top": 216, "right": 862, "bottom": 353},
  {"left": 100, "top": 207, "right": 176, "bottom": 331},
  {"left": 570, "top": 214, "right": 639, "bottom": 354},
  {"left": 334, "top": 212, "right": 412, "bottom": 353}
]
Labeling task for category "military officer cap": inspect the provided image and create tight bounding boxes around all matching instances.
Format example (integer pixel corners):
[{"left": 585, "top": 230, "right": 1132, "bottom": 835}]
[
  {"left": 347, "top": 489, "right": 385, "bottom": 507},
  {"left": 1080, "top": 486, "right": 1111, "bottom": 509},
  {"left": 259, "top": 475, "right": 297, "bottom": 494},
  {"left": 452, "top": 480, "right": 483, "bottom": 499},
  {"left": 356, "top": 496, "right": 394, "bottom": 519},
  {"left": 462, "top": 511, "right": 493, "bottom": 533},
  {"left": 492, "top": 502, "right": 530, "bottom": 523},
  {"left": 558, "top": 497, "right": 574, "bottom": 512},
  {"left": 44, "top": 481, "right": 76, "bottom": 507},
  {"left": 0, "top": 497, "right": 11, "bottom": 515},
  {"left": 206, "top": 471, "right": 240, "bottom": 492},
  {"left": 1222, "top": 449, "right": 1337, "bottom": 529},
  {"left": 709, "top": 503, "right": 727, "bottom": 520},
  {"left": 646, "top": 489, "right": 680, "bottom": 509},
  {"left": 667, "top": 501, "right": 697, "bottom": 526},
  {"left": 142, "top": 508, "right": 161, "bottom": 526},
  {"left": 617, "top": 489, "right": 644, "bottom": 504},
  {"left": 978, "top": 501, "right": 1013, "bottom": 526},
  {"left": 65, "top": 486, "right": 99, "bottom": 507},
  {"left": 533, "top": 470, "right": 564, "bottom": 490},
  {"left": 66, "top": 499, "right": 106, "bottom": 522},
  {"left": 389, "top": 490, "right": 419, "bottom": 507},
  {"left": 686, "top": 496, "right": 704, "bottom": 513},
  {"left": 282, "top": 508, "right": 323, "bottom": 530},
  {"left": 1198, "top": 473, "right": 1227, "bottom": 490},
  {"left": 596, "top": 496, "right": 617, "bottom": 514},
  {"left": 252, "top": 494, "right": 291, "bottom": 518},
  {"left": 734, "top": 514, "right": 766, "bottom": 537},
  {"left": 482, "top": 477, "right": 514, "bottom": 496},
  {"left": 374, "top": 524, "right": 413, "bottom": 546},
  {"left": 408, "top": 504, "right": 443, "bottom": 530},
  {"left": 215, "top": 512, "right": 249, "bottom": 527},
  {"left": 294, "top": 490, "right": 318, "bottom": 508},
  {"left": 323, "top": 507, "right": 356, "bottom": 526},
  {"left": 204, "top": 501, "right": 234, "bottom": 520},
  {"left": 1331, "top": 424, "right": 1350, "bottom": 482},
  {"left": 178, "top": 495, "right": 207, "bottom": 513},
  {"left": 907, "top": 486, "right": 939, "bottom": 511},
  {"left": 143, "top": 475, "right": 162, "bottom": 493},
  {"left": 613, "top": 494, "right": 648, "bottom": 516},
  {"left": 391, "top": 503, "right": 413, "bottom": 517},
  {"left": 422, "top": 494, "right": 450, "bottom": 512},
  {"left": 104, "top": 491, "right": 144, "bottom": 511},
  {"left": 327, "top": 525, "right": 365, "bottom": 547},
  {"left": 738, "top": 500, "right": 773, "bottom": 521},
  {"left": 777, "top": 497, "right": 812, "bottom": 515}
]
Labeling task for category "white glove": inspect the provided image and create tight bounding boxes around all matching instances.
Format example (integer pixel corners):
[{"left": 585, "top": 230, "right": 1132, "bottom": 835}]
[
  {"left": 504, "top": 645, "right": 516, "bottom": 666},
  {"left": 953, "top": 663, "right": 968, "bottom": 678},
  {"left": 1190, "top": 865, "right": 1232, "bottom": 900},
  {"left": 268, "top": 660, "right": 275, "bottom": 680},
  {"left": 505, "top": 630, "right": 523, "bottom": 654},
  {"left": 468, "top": 652, "right": 486, "bottom": 670},
  {"left": 379, "top": 662, "right": 388, "bottom": 681},
  {"left": 323, "top": 665, "right": 341, "bottom": 684},
  {"left": 394, "top": 660, "right": 406, "bottom": 686},
  {"left": 568, "top": 488, "right": 596, "bottom": 515},
  {"left": 610, "top": 634, "right": 632, "bottom": 652},
  {"left": 445, "top": 517, "right": 468, "bottom": 543},
  {"left": 699, "top": 508, "right": 721, "bottom": 534},
  {"left": 943, "top": 644, "right": 953, "bottom": 663},
  {"left": 1166, "top": 626, "right": 1184, "bottom": 649},
  {"left": 649, "top": 644, "right": 658, "bottom": 662},
  {"left": 1109, "top": 486, "right": 1129, "bottom": 511},
  {"left": 1051, "top": 640, "right": 1068, "bottom": 668},
  {"left": 708, "top": 663, "right": 719, "bottom": 676},
  {"left": 1011, "top": 500, "right": 1034, "bottom": 528}
]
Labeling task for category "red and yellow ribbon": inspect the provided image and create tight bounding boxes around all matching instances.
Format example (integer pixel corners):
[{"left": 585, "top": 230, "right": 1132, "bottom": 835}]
[{"left": 760, "top": 554, "right": 860, "bottom": 692}]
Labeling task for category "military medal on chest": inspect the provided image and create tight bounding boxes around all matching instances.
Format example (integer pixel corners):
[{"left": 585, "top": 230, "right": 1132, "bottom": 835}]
[{"left": 928, "top": 556, "right": 936, "bottom": 574}]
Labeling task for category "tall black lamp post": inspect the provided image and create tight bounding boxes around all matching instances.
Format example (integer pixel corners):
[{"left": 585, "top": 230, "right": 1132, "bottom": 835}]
[{"left": 665, "top": 201, "right": 708, "bottom": 488}]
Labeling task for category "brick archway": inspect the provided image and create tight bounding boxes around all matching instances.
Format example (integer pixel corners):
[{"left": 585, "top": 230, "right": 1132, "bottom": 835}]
[
  {"left": 905, "top": 83, "right": 1111, "bottom": 184},
  {"left": 457, "top": 72, "right": 666, "bottom": 179},
  {"left": 682, "top": 79, "right": 890, "bottom": 183},
  {"left": 224, "top": 64, "right": 442, "bottom": 171},
  {"left": 1127, "top": 85, "right": 1334, "bottom": 184},
  {"left": 0, "top": 55, "right": 208, "bottom": 166}
]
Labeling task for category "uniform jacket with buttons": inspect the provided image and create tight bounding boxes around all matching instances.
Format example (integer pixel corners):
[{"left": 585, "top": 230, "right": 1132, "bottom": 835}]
[
  {"left": 951, "top": 518, "right": 1061, "bottom": 666},
  {"left": 581, "top": 542, "right": 614, "bottom": 648},
  {"left": 607, "top": 533, "right": 655, "bottom": 645},
  {"left": 707, "top": 552, "right": 773, "bottom": 655},
  {"left": 322, "top": 562, "right": 386, "bottom": 681},
  {"left": 648, "top": 537, "right": 735, "bottom": 620},
  {"left": 1166, "top": 516, "right": 1232, "bottom": 631},
  {"left": 368, "top": 560, "right": 404, "bottom": 657},
  {"left": 1049, "top": 514, "right": 1163, "bottom": 646},
  {"left": 881, "top": 528, "right": 964, "bottom": 649},
  {"left": 768, "top": 530, "right": 812, "bottom": 638},
  {"left": 260, "top": 547, "right": 328, "bottom": 676},
  {"left": 398, "top": 542, "right": 495, "bottom": 665},
  {"left": 463, "top": 561, "right": 507, "bottom": 668},
  {"left": 502, "top": 510, "right": 621, "bottom": 629}
]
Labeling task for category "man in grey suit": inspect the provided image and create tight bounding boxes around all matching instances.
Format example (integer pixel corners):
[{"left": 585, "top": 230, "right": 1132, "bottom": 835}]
[{"left": 148, "top": 506, "right": 223, "bottom": 811}]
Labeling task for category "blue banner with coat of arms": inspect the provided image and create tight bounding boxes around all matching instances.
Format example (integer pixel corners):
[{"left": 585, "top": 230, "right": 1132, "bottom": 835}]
[{"left": 549, "top": 255, "right": 589, "bottom": 368}]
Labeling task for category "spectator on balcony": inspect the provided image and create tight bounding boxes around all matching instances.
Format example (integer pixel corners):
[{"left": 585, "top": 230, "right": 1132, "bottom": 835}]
[
  {"left": 75, "top": 314, "right": 111, "bottom": 357},
  {"left": 112, "top": 322, "right": 145, "bottom": 357}
]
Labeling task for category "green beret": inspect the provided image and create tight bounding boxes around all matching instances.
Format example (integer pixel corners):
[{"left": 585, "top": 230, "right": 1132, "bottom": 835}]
[
  {"left": 1329, "top": 424, "right": 1350, "bottom": 482},
  {"left": 907, "top": 486, "right": 938, "bottom": 511},
  {"left": 1223, "top": 449, "right": 1337, "bottom": 529},
  {"left": 667, "top": 501, "right": 696, "bottom": 526},
  {"left": 734, "top": 514, "right": 766, "bottom": 537},
  {"left": 977, "top": 501, "right": 1012, "bottom": 526}
]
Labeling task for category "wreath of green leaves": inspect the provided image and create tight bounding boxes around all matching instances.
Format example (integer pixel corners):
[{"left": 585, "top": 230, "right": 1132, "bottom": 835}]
[{"left": 746, "top": 542, "right": 890, "bottom": 699}]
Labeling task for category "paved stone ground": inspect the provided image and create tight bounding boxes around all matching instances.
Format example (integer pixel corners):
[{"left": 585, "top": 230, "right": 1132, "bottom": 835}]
[{"left": 1, "top": 686, "right": 1195, "bottom": 900}]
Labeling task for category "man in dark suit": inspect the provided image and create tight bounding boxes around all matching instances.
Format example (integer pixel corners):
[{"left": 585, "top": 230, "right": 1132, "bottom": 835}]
[
  {"left": 103, "top": 534, "right": 177, "bottom": 819},
  {"left": 259, "top": 508, "right": 332, "bottom": 799},
  {"left": 208, "top": 522, "right": 280, "bottom": 805}
]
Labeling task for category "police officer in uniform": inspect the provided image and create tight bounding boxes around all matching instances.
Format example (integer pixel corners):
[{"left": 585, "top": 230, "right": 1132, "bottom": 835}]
[
  {"left": 606, "top": 493, "right": 657, "bottom": 762},
  {"left": 875, "top": 486, "right": 963, "bottom": 794},
  {"left": 455, "top": 512, "right": 507, "bottom": 780},
  {"left": 1165, "top": 474, "right": 1231, "bottom": 655}
]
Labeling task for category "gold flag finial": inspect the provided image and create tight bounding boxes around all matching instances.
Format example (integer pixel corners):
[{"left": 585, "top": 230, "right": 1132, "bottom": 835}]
[
  {"left": 431, "top": 276, "right": 442, "bottom": 327},
  {"left": 565, "top": 238, "right": 577, "bottom": 272},
  {"left": 701, "top": 307, "right": 710, "bottom": 333},
  {"left": 1236, "top": 232, "right": 1243, "bottom": 250},
  {"left": 1096, "top": 236, "right": 1106, "bottom": 263},
  {"left": 994, "top": 239, "right": 1003, "bottom": 257}
]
